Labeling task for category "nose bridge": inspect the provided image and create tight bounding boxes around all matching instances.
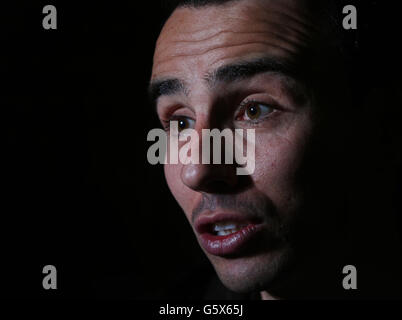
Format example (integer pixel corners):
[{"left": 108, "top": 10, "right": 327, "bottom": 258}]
[
  {"left": 180, "top": 112, "right": 239, "bottom": 193},
  {"left": 178, "top": 77, "right": 243, "bottom": 191},
  {"left": 192, "top": 104, "right": 236, "bottom": 165}
]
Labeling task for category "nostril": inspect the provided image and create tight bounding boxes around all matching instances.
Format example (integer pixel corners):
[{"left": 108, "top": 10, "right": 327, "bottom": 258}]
[{"left": 181, "top": 163, "right": 239, "bottom": 193}]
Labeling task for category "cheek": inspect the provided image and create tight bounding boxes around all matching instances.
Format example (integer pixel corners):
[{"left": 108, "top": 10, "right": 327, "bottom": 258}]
[
  {"left": 164, "top": 163, "right": 193, "bottom": 220},
  {"left": 252, "top": 123, "right": 312, "bottom": 204}
]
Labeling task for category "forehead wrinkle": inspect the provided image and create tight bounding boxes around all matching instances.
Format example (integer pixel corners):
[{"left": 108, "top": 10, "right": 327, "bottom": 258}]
[
  {"left": 222, "top": 1, "right": 318, "bottom": 40},
  {"left": 227, "top": 9, "right": 316, "bottom": 39},
  {"left": 264, "top": 7, "right": 317, "bottom": 33},
  {"left": 157, "top": 5, "right": 315, "bottom": 50},
  {"left": 164, "top": 27, "right": 310, "bottom": 52},
  {"left": 160, "top": 0, "right": 319, "bottom": 44},
  {"left": 154, "top": 40, "right": 300, "bottom": 68},
  {"left": 155, "top": 24, "right": 314, "bottom": 69},
  {"left": 159, "top": 16, "right": 312, "bottom": 47},
  {"left": 156, "top": 24, "right": 263, "bottom": 53},
  {"left": 220, "top": 9, "right": 317, "bottom": 47},
  {"left": 169, "top": 29, "right": 270, "bottom": 44},
  {"left": 261, "top": 19, "right": 315, "bottom": 43}
]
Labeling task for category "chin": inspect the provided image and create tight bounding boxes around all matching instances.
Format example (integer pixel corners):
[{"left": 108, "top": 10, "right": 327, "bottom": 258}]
[{"left": 207, "top": 246, "right": 294, "bottom": 293}]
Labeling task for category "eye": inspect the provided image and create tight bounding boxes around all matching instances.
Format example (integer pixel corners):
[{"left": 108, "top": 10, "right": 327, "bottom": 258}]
[
  {"left": 237, "top": 101, "right": 275, "bottom": 121},
  {"left": 171, "top": 116, "right": 195, "bottom": 132}
]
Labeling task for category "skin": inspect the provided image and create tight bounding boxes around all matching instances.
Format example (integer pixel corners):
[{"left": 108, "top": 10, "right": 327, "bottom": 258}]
[{"left": 151, "top": 0, "right": 341, "bottom": 298}]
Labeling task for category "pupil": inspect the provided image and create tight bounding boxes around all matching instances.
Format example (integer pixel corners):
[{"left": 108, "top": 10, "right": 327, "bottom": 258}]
[
  {"left": 249, "top": 105, "right": 258, "bottom": 115},
  {"left": 179, "top": 120, "right": 186, "bottom": 129}
]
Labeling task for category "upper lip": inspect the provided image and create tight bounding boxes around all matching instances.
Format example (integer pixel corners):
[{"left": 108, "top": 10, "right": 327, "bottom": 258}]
[{"left": 194, "top": 211, "right": 262, "bottom": 234}]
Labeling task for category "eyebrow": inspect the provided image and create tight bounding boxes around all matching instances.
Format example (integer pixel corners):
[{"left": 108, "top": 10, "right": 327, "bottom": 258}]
[
  {"left": 206, "top": 57, "right": 298, "bottom": 86},
  {"left": 148, "top": 56, "right": 299, "bottom": 106},
  {"left": 148, "top": 78, "right": 187, "bottom": 106}
]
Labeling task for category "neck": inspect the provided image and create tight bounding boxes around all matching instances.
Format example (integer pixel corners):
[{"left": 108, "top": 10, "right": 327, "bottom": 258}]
[{"left": 260, "top": 291, "right": 279, "bottom": 300}]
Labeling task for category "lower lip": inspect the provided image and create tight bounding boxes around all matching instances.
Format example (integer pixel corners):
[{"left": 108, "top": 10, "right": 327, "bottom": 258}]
[{"left": 197, "top": 224, "right": 263, "bottom": 256}]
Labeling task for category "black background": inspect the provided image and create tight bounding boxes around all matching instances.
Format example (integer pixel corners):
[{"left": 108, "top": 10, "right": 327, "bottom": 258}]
[
  {"left": 3, "top": 1, "right": 204, "bottom": 299},
  {"left": 2, "top": 1, "right": 402, "bottom": 299}
]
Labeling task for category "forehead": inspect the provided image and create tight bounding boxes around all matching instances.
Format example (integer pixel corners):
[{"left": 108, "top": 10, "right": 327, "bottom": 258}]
[{"left": 152, "top": 0, "right": 318, "bottom": 82}]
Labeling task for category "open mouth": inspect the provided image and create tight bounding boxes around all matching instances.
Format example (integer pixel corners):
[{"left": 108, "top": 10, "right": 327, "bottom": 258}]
[{"left": 195, "top": 213, "right": 263, "bottom": 256}]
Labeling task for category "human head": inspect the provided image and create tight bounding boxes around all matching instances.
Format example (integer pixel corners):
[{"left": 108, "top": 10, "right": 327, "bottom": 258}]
[{"left": 150, "top": 0, "right": 355, "bottom": 298}]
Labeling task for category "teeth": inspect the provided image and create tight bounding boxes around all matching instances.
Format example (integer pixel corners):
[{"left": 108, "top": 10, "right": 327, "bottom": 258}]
[
  {"left": 216, "top": 229, "right": 239, "bottom": 236},
  {"left": 213, "top": 223, "right": 238, "bottom": 232},
  {"left": 213, "top": 222, "right": 246, "bottom": 236}
]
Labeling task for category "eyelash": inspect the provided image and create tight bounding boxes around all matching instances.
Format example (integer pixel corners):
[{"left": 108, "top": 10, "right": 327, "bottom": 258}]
[
  {"left": 161, "top": 115, "right": 187, "bottom": 131},
  {"left": 236, "top": 99, "right": 278, "bottom": 122},
  {"left": 160, "top": 99, "right": 279, "bottom": 130}
]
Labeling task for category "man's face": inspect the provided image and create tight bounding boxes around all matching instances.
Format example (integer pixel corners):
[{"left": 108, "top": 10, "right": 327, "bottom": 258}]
[{"left": 151, "top": 0, "right": 322, "bottom": 293}]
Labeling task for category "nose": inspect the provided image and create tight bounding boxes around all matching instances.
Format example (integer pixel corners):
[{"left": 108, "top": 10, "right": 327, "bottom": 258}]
[
  {"left": 179, "top": 113, "right": 241, "bottom": 193},
  {"left": 181, "top": 163, "right": 239, "bottom": 193}
]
